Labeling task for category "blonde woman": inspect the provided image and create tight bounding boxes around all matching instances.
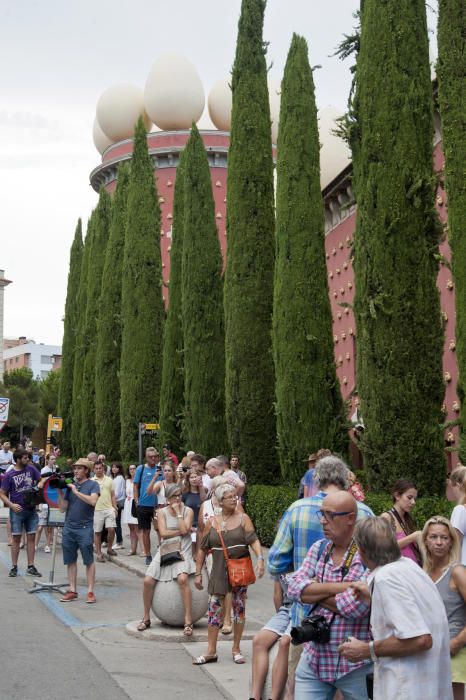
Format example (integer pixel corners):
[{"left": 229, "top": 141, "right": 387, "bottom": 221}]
[
  {"left": 449, "top": 467, "right": 466, "bottom": 565},
  {"left": 421, "top": 516, "right": 466, "bottom": 700}
]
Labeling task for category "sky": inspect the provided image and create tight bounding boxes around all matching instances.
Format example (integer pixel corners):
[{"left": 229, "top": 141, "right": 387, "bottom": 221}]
[{"left": 0, "top": 0, "right": 438, "bottom": 346}]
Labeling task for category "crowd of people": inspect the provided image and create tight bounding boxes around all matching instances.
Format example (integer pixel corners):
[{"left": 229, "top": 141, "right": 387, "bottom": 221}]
[{"left": 1, "top": 437, "right": 466, "bottom": 699}]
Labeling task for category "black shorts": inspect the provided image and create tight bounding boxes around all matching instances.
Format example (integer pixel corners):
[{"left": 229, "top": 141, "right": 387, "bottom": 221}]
[{"left": 137, "top": 505, "right": 154, "bottom": 530}]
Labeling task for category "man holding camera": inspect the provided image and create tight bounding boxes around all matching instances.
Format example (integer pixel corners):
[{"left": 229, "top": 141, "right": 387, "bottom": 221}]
[
  {"left": 287, "top": 491, "right": 372, "bottom": 700},
  {"left": 0, "top": 448, "right": 42, "bottom": 578},
  {"left": 58, "top": 458, "right": 100, "bottom": 603}
]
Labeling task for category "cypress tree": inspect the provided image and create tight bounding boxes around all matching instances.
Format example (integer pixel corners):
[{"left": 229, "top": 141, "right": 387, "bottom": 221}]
[
  {"left": 181, "top": 125, "right": 228, "bottom": 455},
  {"left": 95, "top": 164, "right": 130, "bottom": 458},
  {"left": 273, "top": 35, "right": 348, "bottom": 481},
  {"left": 437, "top": 0, "right": 466, "bottom": 460},
  {"left": 120, "top": 117, "right": 165, "bottom": 461},
  {"left": 159, "top": 151, "right": 186, "bottom": 454},
  {"left": 71, "top": 212, "right": 95, "bottom": 455},
  {"left": 351, "top": 0, "right": 445, "bottom": 492},
  {"left": 80, "top": 187, "right": 112, "bottom": 453},
  {"left": 58, "top": 219, "right": 83, "bottom": 455},
  {"left": 224, "top": 0, "right": 277, "bottom": 483}
]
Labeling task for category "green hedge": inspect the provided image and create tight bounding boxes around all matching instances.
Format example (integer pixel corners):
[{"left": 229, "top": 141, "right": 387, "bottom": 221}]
[{"left": 247, "top": 485, "right": 455, "bottom": 547}]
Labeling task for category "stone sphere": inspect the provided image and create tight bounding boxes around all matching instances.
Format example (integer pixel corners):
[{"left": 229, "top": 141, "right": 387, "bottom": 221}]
[
  {"left": 96, "top": 83, "right": 152, "bottom": 142},
  {"left": 144, "top": 53, "right": 205, "bottom": 131},
  {"left": 151, "top": 570, "right": 209, "bottom": 626},
  {"left": 208, "top": 78, "right": 232, "bottom": 131},
  {"left": 318, "top": 105, "right": 351, "bottom": 188},
  {"left": 268, "top": 77, "right": 281, "bottom": 145},
  {"left": 92, "top": 117, "right": 114, "bottom": 155}
]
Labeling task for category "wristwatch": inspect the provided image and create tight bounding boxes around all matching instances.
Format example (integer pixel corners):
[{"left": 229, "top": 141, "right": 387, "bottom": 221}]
[{"left": 369, "top": 641, "right": 378, "bottom": 662}]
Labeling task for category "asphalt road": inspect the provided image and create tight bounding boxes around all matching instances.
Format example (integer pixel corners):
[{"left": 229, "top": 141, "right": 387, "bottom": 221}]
[{"left": 0, "top": 524, "right": 232, "bottom": 700}]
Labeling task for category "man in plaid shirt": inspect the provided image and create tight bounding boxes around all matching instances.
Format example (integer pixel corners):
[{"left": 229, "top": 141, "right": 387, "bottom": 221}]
[{"left": 287, "top": 491, "right": 372, "bottom": 699}]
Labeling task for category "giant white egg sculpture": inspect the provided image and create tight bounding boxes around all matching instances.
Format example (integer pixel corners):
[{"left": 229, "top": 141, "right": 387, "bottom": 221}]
[
  {"left": 208, "top": 78, "right": 232, "bottom": 131},
  {"left": 93, "top": 117, "right": 114, "bottom": 155},
  {"left": 96, "top": 84, "right": 151, "bottom": 142},
  {"left": 318, "top": 106, "right": 351, "bottom": 189},
  {"left": 144, "top": 53, "right": 205, "bottom": 131}
]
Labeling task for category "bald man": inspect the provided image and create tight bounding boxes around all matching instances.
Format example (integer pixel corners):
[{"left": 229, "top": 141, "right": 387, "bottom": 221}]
[{"left": 287, "top": 491, "right": 372, "bottom": 700}]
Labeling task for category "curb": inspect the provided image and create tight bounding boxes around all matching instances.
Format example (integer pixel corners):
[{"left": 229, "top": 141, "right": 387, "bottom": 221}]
[{"left": 125, "top": 619, "right": 256, "bottom": 643}]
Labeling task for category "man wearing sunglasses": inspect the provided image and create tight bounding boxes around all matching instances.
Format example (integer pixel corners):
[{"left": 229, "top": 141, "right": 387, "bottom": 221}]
[{"left": 287, "top": 491, "right": 372, "bottom": 699}]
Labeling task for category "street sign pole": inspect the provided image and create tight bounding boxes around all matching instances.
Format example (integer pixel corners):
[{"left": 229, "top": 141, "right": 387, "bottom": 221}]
[{"left": 138, "top": 423, "right": 144, "bottom": 465}]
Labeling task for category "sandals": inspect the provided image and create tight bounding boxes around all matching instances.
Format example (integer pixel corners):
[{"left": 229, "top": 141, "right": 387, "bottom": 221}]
[
  {"left": 183, "top": 623, "right": 193, "bottom": 637},
  {"left": 96, "top": 554, "right": 106, "bottom": 563},
  {"left": 137, "top": 619, "right": 151, "bottom": 631},
  {"left": 192, "top": 655, "right": 218, "bottom": 665},
  {"left": 221, "top": 624, "right": 232, "bottom": 635},
  {"left": 232, "top": 651, "right": 246, "bottom": 664}
]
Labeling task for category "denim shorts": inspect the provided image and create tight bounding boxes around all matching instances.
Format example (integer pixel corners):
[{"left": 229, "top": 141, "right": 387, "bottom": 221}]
[
  {"left": 10, "top": 508, "right": 39, "bottom": 535},
  {"left": 62, "top": 525, "right": 94, "bottom": 566},
  {"left": 263, "top": 605, "right": 292, "bottom": 637}
]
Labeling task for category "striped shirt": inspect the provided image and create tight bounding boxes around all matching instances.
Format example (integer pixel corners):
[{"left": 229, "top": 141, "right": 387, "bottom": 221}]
[
  {"left": 268, "top": 493, "right": 374, "bottom": 625},
  {"left": 287, "top": 539, "right": 372, "bottom": 682}
]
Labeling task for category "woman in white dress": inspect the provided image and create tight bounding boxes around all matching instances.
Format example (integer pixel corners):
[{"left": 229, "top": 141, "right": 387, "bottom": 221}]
[{"left": 122, "top": 464, "right": 141, "bottom": 555}]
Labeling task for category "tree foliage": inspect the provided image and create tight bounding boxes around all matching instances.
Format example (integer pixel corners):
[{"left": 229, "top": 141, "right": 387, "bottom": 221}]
[
  {"left": 181, "top": 125, "right": 228, "bottom": 455},
  {"left": 273, "top": 34, "right": 348, "bottom": 481},
  {"left": 159, "top": 152, "right": 186, "bottom": 454},
  {"left": 95, "top": 165, "right": 130, "bottom": 458},
  {"left": 351, "top": 0, "right": 445, "bottom": 493},
  {"left": 58, "top": 219, "right": 83, "bottom": 455},
  {"left": 0, "top": 368, "right": 41, "bottom": 439},
  {"left": 224, "top": 0, "right": 277, "bottom": 483},
  {"left": 39, "top": 369, "right": 61, "bottom": 432},
  {"left": 437, "top": 0, "right": 466, "bottom": 460},
  {"left": 80, "top": 187, "right": 112, "bottom": 453},
  {"left": 71, "top": 211, "right": 95, "bottom": 456},
  {"left": 120, "top": 117, "right": 165, "bottom": 460}
]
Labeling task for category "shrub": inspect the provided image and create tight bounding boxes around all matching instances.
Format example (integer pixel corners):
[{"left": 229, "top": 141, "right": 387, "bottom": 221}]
[{"left": 247, "top": 485, "right": 455, "bottom": 547}]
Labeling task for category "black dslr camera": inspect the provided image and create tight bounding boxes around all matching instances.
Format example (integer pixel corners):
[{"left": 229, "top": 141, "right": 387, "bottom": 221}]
[
  {"left": 290, "top": 614, "right": 332, "bottom": 646},
  {"left": 48, "top": 471, "right": 74, "bottom": 489},
  {"left": 23, "top": 486, "right": 44, "bottom": 507}
]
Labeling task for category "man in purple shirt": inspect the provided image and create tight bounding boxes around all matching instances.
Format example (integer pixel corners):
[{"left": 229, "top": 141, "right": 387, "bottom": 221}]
[{"left": 0, "top": 448, "right": 42, "bottom": 577}]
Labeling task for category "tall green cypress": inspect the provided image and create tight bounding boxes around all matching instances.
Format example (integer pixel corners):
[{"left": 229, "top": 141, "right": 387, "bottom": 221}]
[
  {"left": 224, "top": 0, "right": 276, "bottom": 483},
  {"left": 71, "top": 212, "right": 95, "bottom": 455},
  {"left": 95, "top": 165, "right": 130, "bottom": 458},
  {"left": 59, "top": 219, "right": 83, "bottom": 455},
  {"left": 273, "top": 35, "right": 348, "bottom": 481},
  {"left": 437, "top": 0, "right": 466, "bottom": 460},
  {"left": 120, "top": 117, "right": 165, "bottom": 461},
  {"left": 351, "top": 0, "right": 445, "bottom": 492},
  {"left": 80, "top": 187, "right": 112, "bottom": 453},
  {"left": 159, "top": 152, "right": 186, "bottom": 454},
  {"left": 181, "top": 125, "right": 228, "bottom": 455}
]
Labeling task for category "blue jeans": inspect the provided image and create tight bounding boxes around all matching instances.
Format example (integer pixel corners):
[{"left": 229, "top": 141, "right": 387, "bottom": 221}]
[
  {"left": 62, "top": 525, "right": 94, "bottom": 566},
  {"left": 294, "top": 656, "right": 372, "bottom": 700},
  {"left": 10, "top": 508, "right": 39, "bottom": 535}
]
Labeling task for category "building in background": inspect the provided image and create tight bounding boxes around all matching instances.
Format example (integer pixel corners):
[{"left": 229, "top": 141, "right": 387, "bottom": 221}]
[
  {"left": 0, "top": 270, "right": 12, "bottom": 383},
  {"left": 3, "top": 337, "right": 62, "bottom": 380},
  {"left": 90, "top": 57, "right": 457, "bottom": 466}
]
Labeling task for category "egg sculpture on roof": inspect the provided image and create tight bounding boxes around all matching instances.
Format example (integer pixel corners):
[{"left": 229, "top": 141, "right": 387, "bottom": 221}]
[
  {"left": 144, "top": 53, "right": 205, "bottom": 130},
  {"left": 318, "top": 106, "right": 351, "bottom": 189},
  {"left": 93, "top": 117, "right": 114, "bottom": 155},
  {"left": 96, "top": 83, "right": 152, "bottom": 142},
  {"left": 208, "top": 78, "right": 232, "bottom": 132}
]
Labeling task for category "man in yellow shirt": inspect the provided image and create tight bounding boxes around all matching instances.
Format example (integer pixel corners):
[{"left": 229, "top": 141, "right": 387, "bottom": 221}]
[{"left": 92, "top": 460, "right": 117, "bottom": 561}]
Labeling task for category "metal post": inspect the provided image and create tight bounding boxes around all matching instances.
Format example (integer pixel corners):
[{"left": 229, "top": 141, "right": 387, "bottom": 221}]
[{"left": 138, "top": 423, "right": 143, "bottom": 465}]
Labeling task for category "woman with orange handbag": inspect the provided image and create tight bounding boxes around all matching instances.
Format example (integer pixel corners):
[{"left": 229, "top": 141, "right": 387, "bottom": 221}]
[{"left": 193, "top": 483, "right": 264, "bottom": 666}]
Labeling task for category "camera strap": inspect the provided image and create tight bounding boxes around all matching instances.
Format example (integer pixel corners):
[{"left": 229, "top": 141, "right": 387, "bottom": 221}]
[{"left": 309, "top": 539, "right": 359, "bottom": 622}]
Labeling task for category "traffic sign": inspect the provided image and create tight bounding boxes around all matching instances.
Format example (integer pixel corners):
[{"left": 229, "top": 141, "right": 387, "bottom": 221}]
[{"left": 0, "top": 397, "right": 10, "bottom": 423}]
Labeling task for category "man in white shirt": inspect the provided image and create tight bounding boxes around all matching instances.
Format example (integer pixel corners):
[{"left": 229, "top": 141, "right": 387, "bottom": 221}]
[
  {"left": 339, "top": 517, "right": 452, "bottom": 700},
  {"left": 0, "top": 442, "right": 14, "bottom": 471}
]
